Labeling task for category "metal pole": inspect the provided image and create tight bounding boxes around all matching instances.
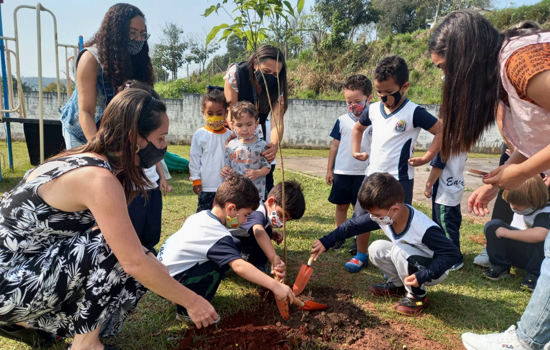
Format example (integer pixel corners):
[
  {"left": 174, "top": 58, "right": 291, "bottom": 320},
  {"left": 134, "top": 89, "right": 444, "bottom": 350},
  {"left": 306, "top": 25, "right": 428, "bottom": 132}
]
[
  {"left": 78, "top": 35, "right": 83, "bottom": 51},
  {"left": 0, "top": 2, "right": 13, "bottom": 171},
  {"left": 36, "top": 3, "right": 44, "bottom": 163}
]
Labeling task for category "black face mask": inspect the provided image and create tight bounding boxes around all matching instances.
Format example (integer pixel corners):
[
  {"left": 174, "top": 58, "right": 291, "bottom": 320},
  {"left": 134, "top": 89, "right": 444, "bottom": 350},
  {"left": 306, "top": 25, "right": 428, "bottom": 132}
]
[
  {"left": 255, "top": 70, "right": 279, "bottom": 95},
  {"left": 137, "top": 138, "right": 167, "bottom": 169},
  {"left": 380, "top": 89, "right": 402, "bottom": 108}
]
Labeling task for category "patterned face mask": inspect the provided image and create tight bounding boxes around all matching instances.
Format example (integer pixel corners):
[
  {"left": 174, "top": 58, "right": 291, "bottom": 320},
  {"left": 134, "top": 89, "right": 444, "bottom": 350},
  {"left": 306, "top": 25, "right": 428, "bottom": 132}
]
[
  {"left": 511, "top": 206, "right": 536, "bottom": 216},
  {"left": 369, "top": 207, "right": 397, "bottom": 226},
  {"left": 225, "top": 213, "right": 240, "bottom": 229},
  {"left": 348, "top": 100, "right": 367, "bottom": 117},
  {"left": 204, "top": 115, "right": 225, "bottom": 131},
  {"left": 268, "top": 210, "right": 284, "bottom": 228},
  {"left": 128, "top": 40, "right": 145, "bottom": 55}
]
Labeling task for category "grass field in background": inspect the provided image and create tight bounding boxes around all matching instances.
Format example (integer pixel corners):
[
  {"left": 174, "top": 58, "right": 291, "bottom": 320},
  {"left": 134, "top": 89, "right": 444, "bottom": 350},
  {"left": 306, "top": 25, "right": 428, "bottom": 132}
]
[{"left": 0, "top": 142, "right": 527, "bottom": 350}]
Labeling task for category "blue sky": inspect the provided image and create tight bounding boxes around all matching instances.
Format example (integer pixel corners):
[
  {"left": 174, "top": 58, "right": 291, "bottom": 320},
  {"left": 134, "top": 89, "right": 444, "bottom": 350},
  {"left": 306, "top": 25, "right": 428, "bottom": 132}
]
[{"left": 0, "top": 0, "right": 542, "bottom": 78}]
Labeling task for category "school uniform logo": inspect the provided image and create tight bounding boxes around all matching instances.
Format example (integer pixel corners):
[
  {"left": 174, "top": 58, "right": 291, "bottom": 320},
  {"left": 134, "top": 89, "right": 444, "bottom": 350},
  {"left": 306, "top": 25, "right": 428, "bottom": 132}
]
[{"left": 395, "top": 120, "right": 406, "bottom": 132}]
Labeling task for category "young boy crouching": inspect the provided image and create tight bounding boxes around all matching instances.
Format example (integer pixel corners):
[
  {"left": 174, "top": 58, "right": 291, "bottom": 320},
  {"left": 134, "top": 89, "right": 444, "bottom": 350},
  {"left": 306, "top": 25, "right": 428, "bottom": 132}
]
[
  {"left": 158, "top": 174, "right": 294, "bottom": 319},
  {"left": 311, "top": 172, "right": 459, "bottom": 315}
]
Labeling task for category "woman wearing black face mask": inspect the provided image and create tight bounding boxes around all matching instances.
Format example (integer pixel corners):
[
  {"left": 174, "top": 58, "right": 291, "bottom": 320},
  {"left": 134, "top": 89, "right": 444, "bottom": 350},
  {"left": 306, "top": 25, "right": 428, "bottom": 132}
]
[
  {"left": 224, "top": 44, "right": 289, "bottom": 194},
  {"left": 60, "top": 3, "right": 154, "bottom": 150},
  {"left": 0, "top": 89, "right": 218, "bottom": 350}
]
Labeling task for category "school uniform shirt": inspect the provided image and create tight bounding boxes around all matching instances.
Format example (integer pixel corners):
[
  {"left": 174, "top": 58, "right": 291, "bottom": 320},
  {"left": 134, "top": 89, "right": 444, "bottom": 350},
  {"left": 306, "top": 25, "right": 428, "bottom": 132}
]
[
  {"left": 359, "top": 100, "right": 438, "bottom": 180},
  {"left": 319, "top": 205, "right": 460, "bottom": 286},
  {"left": 225, "top": 138, "right": 270, "bottom": 200},
  {"left": 522, "top": 203, "right": 550, "bottom": 229},
  {"left": 430, "top": 152, "right": 468, "bottom": 207},
  {"left": 158, "top": 210, "right": 243, "bottom": 277},
  {"left": 189, "top": 127, "right": 233, "bottom": 192},
  {"left": 231, "top": 202, "right": 273, "bottom": 238},
  {"left": 330, "top": 113, "right": 372, "bottom": 175}
]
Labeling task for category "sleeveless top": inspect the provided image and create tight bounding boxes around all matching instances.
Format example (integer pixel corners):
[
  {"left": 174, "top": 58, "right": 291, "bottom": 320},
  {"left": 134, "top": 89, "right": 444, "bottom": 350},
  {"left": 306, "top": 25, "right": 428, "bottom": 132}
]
[
  {"left": 0, "top": 156, "right": 113, "bottom": 273},
  {"left": 499, "top": 32, "right": 550, "bottom": 174},
  {"left": 59, "top": 46, "right": 115, "bottom": 144}
]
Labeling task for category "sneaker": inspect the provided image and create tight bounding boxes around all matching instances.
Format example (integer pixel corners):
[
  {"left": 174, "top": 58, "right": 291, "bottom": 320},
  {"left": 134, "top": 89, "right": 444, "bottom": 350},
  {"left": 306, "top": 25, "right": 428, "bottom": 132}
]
[
  {"left": 483, "top": 265, "right": 511, "bottom": 281},
  {"left": 473, "top": 247, "right": 491, "bottom": 268},
  {"left": 394, "top": 294, "right": 429, "bottom": 316},
  {"left": 369, "top": 281, "right": 406, "bottom": 297},
  {"left": 344, "top": 257, "right": 367, "bottom": 273},
  {"left": 462, "top": 325, "right": 529, "bottom": 350},
  {"left": 520, "top": 273, "right": 538, "bottom": 292},
  {"left": 349, "top": 237, "right": 357, "bottom": 255},
  {"left": 449, "top": 261, "right": 464, "bottom": 271},
  {"left": 332, "top": 239, "right": 346, "bottom": 251}
]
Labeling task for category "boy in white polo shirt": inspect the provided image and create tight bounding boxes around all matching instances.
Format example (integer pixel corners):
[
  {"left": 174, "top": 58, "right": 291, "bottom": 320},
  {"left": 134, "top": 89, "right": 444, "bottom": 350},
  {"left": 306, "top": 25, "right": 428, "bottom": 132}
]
[
  {"left": 326, "top": 74, "right": 373, "bottom": 250},
  {"left": 340, "top": 55, "right": 443, "bottom": 272},
  {"left": 425, "top": 152, "right": 468, "bottom": 271},
  {"left": 158, "top": 174, "right": 293, "bottom": 320}
]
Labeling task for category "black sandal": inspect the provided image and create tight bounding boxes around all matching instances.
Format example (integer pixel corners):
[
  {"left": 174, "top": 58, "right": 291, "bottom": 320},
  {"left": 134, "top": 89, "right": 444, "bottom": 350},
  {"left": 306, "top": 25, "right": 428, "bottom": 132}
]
[{"left": 0, "top": 324, "right": 57, "bottom": 348}]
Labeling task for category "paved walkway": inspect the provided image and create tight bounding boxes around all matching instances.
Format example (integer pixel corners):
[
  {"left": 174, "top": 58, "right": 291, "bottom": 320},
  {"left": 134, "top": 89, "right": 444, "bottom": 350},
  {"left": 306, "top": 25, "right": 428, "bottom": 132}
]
[{"left": 284, "top": 157, "right": 500, "bottom": 222}]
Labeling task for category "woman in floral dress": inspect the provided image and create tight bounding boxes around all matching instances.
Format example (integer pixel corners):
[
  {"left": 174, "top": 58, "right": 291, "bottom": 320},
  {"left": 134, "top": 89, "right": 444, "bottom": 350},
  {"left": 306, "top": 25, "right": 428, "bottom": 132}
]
[{"left": 0, "top": 89, "right": 218, "bottom": 350}]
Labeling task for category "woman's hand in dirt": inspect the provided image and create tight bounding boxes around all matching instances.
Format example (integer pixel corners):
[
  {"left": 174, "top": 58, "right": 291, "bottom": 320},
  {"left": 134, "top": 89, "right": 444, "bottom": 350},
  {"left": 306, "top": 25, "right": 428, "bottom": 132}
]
[
  {"left": 187, "top": 295, "right": 219, "bottom": 329},
  {"left": 272, "top": 282, "right": 294, "bottom": 304},
  {"left": 326, "top": 171, "right": 334, "bottom": 185},
  {"left": 192, "top": 184, "right": 202, "bottom": 196},
  {"left": 262, "top": 142, "right": 278, "bottom": 163},
  {"left": 271, "top": 257, "right": 286, "bottom": 280},
  {"left": 310, "top": 240, "right": 326, "bottom": 261},
  {"left": 352, "top": 152, "right": 369, "bottom": 162},
  {"left": 221, "top": 166, "right": 233, "bottom": 178},
  {"left": 483, "top": 163, "right": 529, "bottom": 191},
  {"left": 404, "top": 274, "right": 419, "bottom": 288},
  {"left": 468, "top": 184, "right": 500, "bottom": 217},
  {"left": 272, "top": 230, "right": 283, "bottom": 245}
]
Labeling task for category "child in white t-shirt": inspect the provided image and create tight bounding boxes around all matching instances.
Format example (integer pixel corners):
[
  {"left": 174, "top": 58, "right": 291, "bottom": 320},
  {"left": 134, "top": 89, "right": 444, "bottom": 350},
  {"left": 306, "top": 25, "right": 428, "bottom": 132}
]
[
  {"left": 326, "top": 74, "right": 373, "bottom": 250},
  {"left": 189, "top": 88, "right": 233, "bottom": 212},
  {"left": 424, "top": 152, "right": 468, "bottom": 271}
]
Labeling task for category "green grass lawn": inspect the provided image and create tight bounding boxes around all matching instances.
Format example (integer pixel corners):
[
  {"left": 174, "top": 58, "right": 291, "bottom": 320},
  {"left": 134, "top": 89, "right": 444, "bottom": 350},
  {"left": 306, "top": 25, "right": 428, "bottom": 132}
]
[{"left": 0, "top": 142, "right": 528, "bottom": 349}]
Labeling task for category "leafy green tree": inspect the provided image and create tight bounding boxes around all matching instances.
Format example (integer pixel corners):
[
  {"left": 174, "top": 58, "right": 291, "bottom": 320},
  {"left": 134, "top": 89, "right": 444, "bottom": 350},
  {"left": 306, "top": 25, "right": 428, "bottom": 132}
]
[
  {"left": 186, "top": 34, "right": 220, "bottom": 74},
  {"left": 152, "top": 22, "right": 187, "bottom": 80},
  {"left": 314, "top": 0, "right": 377, "bottom": 38}
]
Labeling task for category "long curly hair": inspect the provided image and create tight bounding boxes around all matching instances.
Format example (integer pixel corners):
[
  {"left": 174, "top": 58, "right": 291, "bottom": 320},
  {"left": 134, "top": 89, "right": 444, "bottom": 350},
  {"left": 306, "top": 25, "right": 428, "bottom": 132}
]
[{"left": 85, "top": 3, "right": 154, "bottom": 89}]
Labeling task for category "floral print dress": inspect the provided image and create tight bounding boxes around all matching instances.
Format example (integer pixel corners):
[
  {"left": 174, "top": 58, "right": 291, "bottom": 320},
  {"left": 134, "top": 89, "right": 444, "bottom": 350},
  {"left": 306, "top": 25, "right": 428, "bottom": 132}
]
[{"left": 0, "top": 155, "right": 146, "bottom": 338}]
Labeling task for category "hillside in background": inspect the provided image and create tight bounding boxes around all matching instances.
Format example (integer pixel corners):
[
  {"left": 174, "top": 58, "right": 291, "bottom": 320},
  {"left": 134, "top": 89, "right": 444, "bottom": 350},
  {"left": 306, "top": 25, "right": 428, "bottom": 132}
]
[{"left": 156, "top": 0, "right": 550, "bottom": 105}]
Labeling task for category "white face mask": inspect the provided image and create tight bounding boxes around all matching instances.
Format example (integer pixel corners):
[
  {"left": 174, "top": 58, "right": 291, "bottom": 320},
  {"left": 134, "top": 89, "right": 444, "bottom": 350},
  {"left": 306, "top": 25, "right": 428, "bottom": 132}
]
[
  {"left": 511, "top": 206, "right": 536, "bottom": 216},
  {"left": 268, "top": 210, "right": 284, "bottom": 228},
  {"left": 370, "top": 207, "right": 397, "bottom": 226}
]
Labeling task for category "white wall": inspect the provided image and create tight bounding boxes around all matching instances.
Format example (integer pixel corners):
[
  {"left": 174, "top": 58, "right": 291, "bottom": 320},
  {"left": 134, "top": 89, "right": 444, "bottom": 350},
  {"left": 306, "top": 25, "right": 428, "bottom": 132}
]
[{"left": 0, "top": 92, "right": 504, "bottom": 153}]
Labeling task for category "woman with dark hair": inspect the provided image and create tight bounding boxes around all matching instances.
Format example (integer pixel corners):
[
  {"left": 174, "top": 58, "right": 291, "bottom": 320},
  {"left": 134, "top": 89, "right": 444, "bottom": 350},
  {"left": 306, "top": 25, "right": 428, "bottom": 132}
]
[
  {"left": 60, "top": 3, "right": 154, "bottom": 149},
  {"left": 429, "top": 11, "right": 550, "bottom": 350},
  {"left": 224, "top": 44, "right": 289, "bottom": 194},
  {"left": 0, "top": 89, "right": 218, "bottom": 350}
]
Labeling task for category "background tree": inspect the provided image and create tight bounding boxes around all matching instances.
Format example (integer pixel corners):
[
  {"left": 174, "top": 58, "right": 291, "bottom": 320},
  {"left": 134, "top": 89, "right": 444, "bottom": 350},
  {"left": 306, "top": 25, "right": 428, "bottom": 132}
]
[
  {"left": 152, "top": 22, "right": 187, "bottom": 80},
  {"left": 186, "top": 33, "right": 220, "bottom": 74},
  {"left": 314, "top": 0, "right": 377, "bottom": 38}
]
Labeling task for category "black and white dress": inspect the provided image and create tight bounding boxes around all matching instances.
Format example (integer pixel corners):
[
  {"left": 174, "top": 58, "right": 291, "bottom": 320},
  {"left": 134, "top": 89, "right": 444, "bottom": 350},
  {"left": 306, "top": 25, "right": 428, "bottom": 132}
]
[{"left": 0, "top": 155, "right": 146, "bottom": 337}]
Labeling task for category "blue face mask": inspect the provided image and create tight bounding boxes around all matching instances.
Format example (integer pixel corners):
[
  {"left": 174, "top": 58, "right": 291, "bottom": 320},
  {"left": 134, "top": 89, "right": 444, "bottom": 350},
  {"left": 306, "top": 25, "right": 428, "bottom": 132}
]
[
  {"left": 128, "top": 40, "right": 145, "bottom": 55},
  {"left": 511, "top": 207, "right": 536, "bottom": 216}
]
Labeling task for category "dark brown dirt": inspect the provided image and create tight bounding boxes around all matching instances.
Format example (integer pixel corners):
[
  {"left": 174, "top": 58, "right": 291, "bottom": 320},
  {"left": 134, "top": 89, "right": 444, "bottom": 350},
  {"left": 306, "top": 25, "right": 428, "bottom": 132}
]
[{"left": 177, "top": 287, "right": 461, "bottom": 350}]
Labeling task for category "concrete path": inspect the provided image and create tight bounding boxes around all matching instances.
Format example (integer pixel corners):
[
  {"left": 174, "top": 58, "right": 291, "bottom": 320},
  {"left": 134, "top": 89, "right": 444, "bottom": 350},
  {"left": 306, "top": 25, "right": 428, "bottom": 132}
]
[{"left": 284, "top": 157, "right": 501, "bottom": 222}]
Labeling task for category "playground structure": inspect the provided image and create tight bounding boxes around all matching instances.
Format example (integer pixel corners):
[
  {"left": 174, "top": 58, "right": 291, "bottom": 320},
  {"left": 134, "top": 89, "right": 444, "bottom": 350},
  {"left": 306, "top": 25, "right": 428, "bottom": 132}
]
[{"left": 0, "top": 2, "right": 80, "bottom": 179}]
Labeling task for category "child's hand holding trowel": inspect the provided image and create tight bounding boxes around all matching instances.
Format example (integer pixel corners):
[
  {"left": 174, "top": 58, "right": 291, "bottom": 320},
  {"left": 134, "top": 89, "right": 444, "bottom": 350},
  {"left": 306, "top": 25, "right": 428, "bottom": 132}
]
[
  {"left": 310, "top": 239, "right": 327, "bottom": 261},
  {"left": 271, "top": 255, "right": 286, "bottom": 280}
]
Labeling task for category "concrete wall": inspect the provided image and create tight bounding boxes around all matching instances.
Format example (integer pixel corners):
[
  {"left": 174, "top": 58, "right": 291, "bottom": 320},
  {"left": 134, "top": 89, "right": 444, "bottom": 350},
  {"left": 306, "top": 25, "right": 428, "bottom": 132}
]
[{"left": 0, "top": 92, "right": 504, "bottom": 153}]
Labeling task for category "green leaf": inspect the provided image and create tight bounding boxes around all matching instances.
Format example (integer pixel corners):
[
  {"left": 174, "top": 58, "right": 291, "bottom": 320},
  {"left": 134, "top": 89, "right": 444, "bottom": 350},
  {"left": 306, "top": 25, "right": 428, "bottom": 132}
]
[
  {"left": 203, "top": 4, "right": 219, "bottom": 17},
  {"left": 206, "top": 23, "right": 229, "bottom": 44},
  {"left": 283, "top": 1, "right": 295, "bottom": 16},
  {"left": 297, "top": 0, "right": 304, "bottom": 14}
]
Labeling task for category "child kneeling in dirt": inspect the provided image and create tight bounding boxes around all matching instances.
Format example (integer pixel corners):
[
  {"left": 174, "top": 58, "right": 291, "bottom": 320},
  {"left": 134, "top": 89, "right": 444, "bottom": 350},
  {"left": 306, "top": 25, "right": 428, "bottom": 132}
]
[
  {"left": 230, "top": 180, "right": 306, "bottom": 274},
  {"left": 158, "top": 174, "right": 294, "bottom": 320},
  {"left": 310, "top": 172, "right": 460, "bottom": 316}
]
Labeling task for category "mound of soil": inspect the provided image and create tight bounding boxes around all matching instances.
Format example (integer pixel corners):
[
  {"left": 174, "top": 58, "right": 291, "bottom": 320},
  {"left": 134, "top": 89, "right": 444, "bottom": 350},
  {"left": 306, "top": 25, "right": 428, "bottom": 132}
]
[{"left": 177, "top": 287, "right": 460, "bottom": 350}]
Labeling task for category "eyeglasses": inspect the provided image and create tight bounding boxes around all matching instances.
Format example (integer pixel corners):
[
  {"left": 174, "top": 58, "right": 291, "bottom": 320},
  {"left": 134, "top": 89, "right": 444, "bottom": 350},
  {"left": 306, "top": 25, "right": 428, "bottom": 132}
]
[{"left": 129, "top": 29, "right": 150, "bottom": 41}]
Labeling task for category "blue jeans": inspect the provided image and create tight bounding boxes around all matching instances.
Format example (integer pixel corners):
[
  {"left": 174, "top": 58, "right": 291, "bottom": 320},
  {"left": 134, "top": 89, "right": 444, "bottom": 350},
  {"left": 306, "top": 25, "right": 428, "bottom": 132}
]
[
  {"left": 517, "top": 230, "right": 550, "bottom": 349},
  {"left": 62, "top": 126, "right": 85, "bottom": 150}
]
